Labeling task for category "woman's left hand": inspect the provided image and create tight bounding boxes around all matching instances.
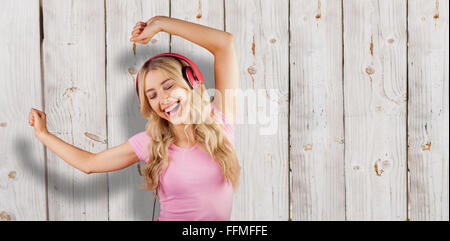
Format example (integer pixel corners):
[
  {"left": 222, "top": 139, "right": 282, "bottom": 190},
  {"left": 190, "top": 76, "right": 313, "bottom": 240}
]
[{"left": 130, "top": 16, "right": 163, "bottom": 44}]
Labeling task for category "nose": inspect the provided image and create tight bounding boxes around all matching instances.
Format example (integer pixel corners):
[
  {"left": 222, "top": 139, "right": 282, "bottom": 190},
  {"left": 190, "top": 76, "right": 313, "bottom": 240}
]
[
  {"left": 158, "top": 90, "right": 169, "bottom": 101},
  {"left": 160, "top": 93, "right": 171, "bottom": 103},
  {"left": 159, "top": 93, "right": 172, "bottom": 107}
]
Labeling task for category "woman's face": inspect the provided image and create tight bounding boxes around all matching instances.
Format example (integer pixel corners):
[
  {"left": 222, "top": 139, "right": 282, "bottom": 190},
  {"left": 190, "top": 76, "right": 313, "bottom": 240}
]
[{"left": 144, "top": 69, "right": 190, "bottom": 124}]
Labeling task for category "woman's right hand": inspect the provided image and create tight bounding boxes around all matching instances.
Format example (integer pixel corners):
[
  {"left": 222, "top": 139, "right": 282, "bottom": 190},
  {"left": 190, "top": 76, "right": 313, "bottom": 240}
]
[
  {"left": 29, "top": 108, "right": 49, "bottom": 139},
  {"left": 130, "top": 16, "right": 164, "bottom": 44}
]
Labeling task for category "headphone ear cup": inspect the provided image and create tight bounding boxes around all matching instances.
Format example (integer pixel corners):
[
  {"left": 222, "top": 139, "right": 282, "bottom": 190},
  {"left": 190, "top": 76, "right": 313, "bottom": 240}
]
[{"left": 182, "top": 66, "right": 197, "bottom": 89}]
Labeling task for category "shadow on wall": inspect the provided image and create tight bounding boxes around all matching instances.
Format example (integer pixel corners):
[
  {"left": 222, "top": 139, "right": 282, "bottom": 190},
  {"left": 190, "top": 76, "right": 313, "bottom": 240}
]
[
  {"left": 112, "top": 45, "right": 215, "bottom": 220},
  {"left": 108, "top": 85, "right": 160, "bottom": 221},
  {"left": 14, "top": 91, "right": 158, "bottom": 220},
  {"left": 113, "top": 44, "right": 170, "bottom": 221},
  {"left": 15, "top": 45, "right": 213, "bottom": 220},
  {"left": 14, "top": 47, "right": 167, "bottom": 220},
  {"left": 114, "top": 43, "right": 216, "bottom": 91}
]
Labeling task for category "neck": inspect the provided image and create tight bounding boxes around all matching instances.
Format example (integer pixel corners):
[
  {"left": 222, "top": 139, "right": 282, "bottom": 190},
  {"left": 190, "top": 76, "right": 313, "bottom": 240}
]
[{"left": 169, "top": 123, "right": 197, "bottom": 146}]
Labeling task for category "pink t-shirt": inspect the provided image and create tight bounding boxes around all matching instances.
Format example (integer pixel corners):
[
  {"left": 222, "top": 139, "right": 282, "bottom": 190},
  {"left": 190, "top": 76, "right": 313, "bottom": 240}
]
[{"left": 128, "top": 103, "right": 235, "bottom": 221}]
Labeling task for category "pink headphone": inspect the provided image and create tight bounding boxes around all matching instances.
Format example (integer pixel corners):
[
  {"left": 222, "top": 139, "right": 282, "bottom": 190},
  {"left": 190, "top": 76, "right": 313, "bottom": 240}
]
[{"left": 135, "top": 52, "right": 204, "bottom": 106}]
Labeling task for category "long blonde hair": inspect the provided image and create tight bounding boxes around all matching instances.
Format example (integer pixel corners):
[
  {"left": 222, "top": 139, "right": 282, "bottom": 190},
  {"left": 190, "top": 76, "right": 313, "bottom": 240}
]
[{"left": 136, "top": 55, "right": 241, "bottom": 193}]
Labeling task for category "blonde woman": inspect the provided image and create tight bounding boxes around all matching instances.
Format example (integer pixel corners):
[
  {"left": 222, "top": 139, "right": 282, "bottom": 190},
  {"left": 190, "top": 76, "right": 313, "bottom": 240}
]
[{"left": 29, "top": 16, "right": 240, "bottom": 221}]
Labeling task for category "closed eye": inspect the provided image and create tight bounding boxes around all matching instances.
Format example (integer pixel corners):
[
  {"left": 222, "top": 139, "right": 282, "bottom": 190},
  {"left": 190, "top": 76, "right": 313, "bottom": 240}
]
[{"left": 148, "top": 85, "right": 173, "bottom": 99}]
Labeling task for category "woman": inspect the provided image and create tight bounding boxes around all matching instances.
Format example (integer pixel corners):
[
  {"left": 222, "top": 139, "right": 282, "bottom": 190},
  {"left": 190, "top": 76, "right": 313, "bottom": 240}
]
[{"left": 29, "top": 16, "right": 241, "bottom": 221}]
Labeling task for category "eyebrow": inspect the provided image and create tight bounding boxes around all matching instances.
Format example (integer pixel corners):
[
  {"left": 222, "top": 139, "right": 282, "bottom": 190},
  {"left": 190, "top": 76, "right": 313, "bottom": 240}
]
[{"left": 145, "top": 78, "right": 172, "bottom": 93}]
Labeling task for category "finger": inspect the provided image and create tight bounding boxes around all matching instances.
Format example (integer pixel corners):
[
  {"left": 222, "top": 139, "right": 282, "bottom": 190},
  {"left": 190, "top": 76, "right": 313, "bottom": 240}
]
[
  {"left": 28, "top": 111, "right": 33, "bottom": 125},
  {"left": 131, "top": 29, "right": 141, "bottom": 36},
  {"left": 36, "top": 109, "right": 46, "bottom": 118},
  {"left": 139, "top": 38, "right": 149, "bottom": 44},
  {"left": 29, "top": 110, "right": 34, "bottom": 121},
  {"left": 133, "top": 24, "right": 144, "bottom": 32},
  {"left": 32, "top": 108, "right": 41, "bottom": 115},
  {"left": 34, "top": 110, "right": 42, "bottom": 118},
  {"left": 31, "top": 111, "right": 38, "bottom": 119},
  {"left": 131, "top": 28, "right": 143, "bottom": 36},
  {"left": 134, "top": 23, "right": 145, "bottom": 29},
  {"left": 131, "top": 32, "right": 141, "bottom": 38},
  {"left": 133, "top": 25, "right": 145, "bottom": 30},
  {"left": 133, "top": 25, "right": 143, "bottom": 32},
  {"left": 131, "top": 35, "right": 143, "bottom": 42},
  {"left": 132, "top": 28, "right": 141, "bottom": 34},
  {"left": 33, "top": 111, "right": 42, "bottom": 119},
  {"left": 30, "top": 112, "right": 35, "bottom": 125}
]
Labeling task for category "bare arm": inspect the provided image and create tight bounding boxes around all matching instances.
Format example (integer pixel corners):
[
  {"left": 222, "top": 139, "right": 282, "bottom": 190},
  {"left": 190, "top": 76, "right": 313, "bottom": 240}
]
[
  {"left": 212, "top": 39, "right": 239, "bottom": 125},
  {"left": 38, "top": 132, "right": 139, "bottom": 174},
  {"left": 29, "top": 108, "right": 139, "bottom": 174},
  {"left": 157, "top": 17, "right": 239, "bottom": 123},
  {"left": 157, "top": 16, "right": 233, "bottom": 55},
  {"left": 131, "top": 16, "right": 232, "bottom": 56},
  {"left": 130, "top": 16, "right": 239, "bottom": 124}
]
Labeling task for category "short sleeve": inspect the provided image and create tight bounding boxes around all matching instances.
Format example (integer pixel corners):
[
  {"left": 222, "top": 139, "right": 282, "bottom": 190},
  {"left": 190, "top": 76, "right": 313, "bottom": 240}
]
[
  {"left": 128, "top": 131, "right": 151, "bottom": 162},
  {"left": 211, "top": 103, "right": 235, "bottom": 146}
]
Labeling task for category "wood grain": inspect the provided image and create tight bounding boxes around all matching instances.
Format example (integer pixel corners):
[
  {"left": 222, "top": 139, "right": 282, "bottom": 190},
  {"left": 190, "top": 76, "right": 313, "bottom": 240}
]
[
  {"left": 0, "top": 0, "right": 47, "bottom": 221},
  {"left": 42, "top": 0, "right": 108, "bottom": 220},
  {"left": 408, "top": 0, "right": 449, "bottom": 221},
  {"left": 344, "top": 0, "right": 407, "bottom": 220},
  {"left": 226, "top": 0, "right": 290, "bottom": 220},
  {"left": 106, "top": 0, "right": 169, "bottom": 221},
  {"left": 290, "top": 0, "right": 345, "bottom": 220},
  {"left": 0, "top": 0, "right": 447, "bottom": 221}
]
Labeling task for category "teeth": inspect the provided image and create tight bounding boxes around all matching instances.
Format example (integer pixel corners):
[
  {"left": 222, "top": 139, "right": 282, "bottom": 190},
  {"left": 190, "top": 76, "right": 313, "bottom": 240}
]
[{"left": 165, "top": 102, "right": 179, "bottom": 113}]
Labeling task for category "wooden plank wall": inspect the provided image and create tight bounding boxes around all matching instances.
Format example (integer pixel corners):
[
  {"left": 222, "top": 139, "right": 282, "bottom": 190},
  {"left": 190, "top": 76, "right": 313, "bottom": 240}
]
[
  {"left": 290, "top": 0, "right": 345, "bottom": 220},
  {"left": 106, "top": 0, "right": 169, "bottom": 221},
  {"left": 42, "top": 0, "right": 108, "bottom": 220},
  {"left": 0, "top": 0, "right": 47, "bottom": 221},
  {"left": 226, "top": 0, "right": 290, "bottom": 220},
  {"left": 344, "top": 0, "right": 408, "bottom": 220},
  {"left": 408, "top": 0, "right": 449, "bottom": 221},
  {"left": 0, "top": 0, "right": 448, "bottom": 221}
]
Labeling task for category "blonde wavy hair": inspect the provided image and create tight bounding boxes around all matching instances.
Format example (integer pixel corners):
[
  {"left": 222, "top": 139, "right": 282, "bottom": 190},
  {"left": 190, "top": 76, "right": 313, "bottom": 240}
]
[{"left": 136, "top": 55, "right": 241, "bottom": 193}]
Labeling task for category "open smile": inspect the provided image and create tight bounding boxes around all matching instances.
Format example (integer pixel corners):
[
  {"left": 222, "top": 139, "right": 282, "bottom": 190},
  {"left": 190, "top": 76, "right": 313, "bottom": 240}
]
[{"left": 163, "top": 100, "right": 181, "bottom": 118}]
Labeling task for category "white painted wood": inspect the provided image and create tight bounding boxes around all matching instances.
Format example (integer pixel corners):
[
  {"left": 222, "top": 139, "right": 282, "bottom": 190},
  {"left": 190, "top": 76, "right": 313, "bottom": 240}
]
[
  {"left": 408, "top": 0, "right": 449, "bottom": 221},
  {"left": 42, "top": 0, "right": 108, "bottom": 220},
  {"left": 106, "top": 0, "right": 169, "bottom": 221},
  {"left": 290, "top": 0, "right": 345, "bottom": 220},
  {"left": 344, "top": 0, "right": 407, "bottom": 220},
  {"left": 225, "top": 0, "right": 290, "bottom": 220},
  {"left": 1, "top": 0, "right": 448, "bottom": 221},
  {"left": 171, "top": 0, "right": 223, "bottom": 90},
  {"left": 0, "top": 0, "right": 47, "bottom": 221}
]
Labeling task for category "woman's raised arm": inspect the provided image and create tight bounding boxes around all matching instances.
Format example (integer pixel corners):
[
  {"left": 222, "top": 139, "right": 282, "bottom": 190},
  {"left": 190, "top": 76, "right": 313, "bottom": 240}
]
[
  {"left": 130, "top": 16, "right": 239, "bottom": 124},
  {"left": 131, "top": 16, "right": 233, "bottom": 55}
]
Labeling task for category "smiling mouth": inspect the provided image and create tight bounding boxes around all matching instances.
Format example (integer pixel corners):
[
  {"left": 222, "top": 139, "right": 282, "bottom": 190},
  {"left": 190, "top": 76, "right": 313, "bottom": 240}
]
[{"left": 164, "top": 100, "right": 181, "bottom": 118}]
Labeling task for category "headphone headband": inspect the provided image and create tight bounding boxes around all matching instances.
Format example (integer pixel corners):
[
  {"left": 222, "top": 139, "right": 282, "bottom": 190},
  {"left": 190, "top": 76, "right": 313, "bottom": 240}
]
[{"left": 135, "top": 53, "right": 204, "bottom": 107}]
